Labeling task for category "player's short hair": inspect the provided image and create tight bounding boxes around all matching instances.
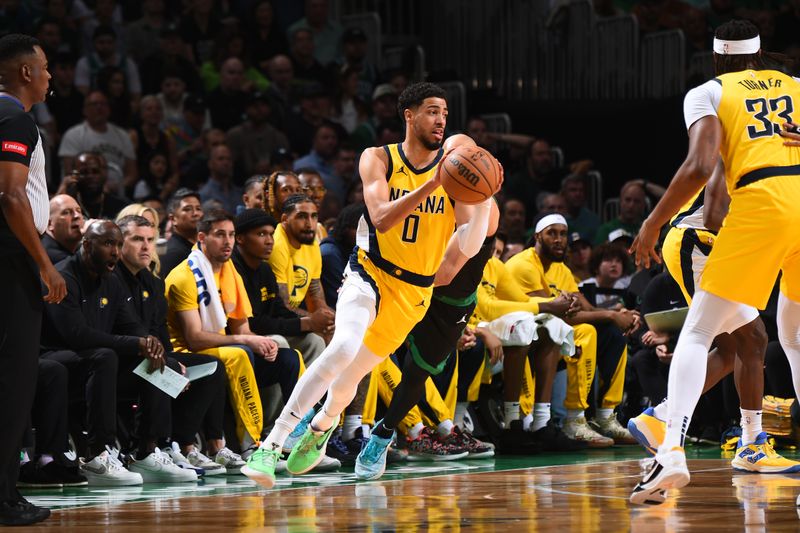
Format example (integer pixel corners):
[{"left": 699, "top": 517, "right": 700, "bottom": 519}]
[
  {"left": 197, "top": 209, "right": 234, "bottom": 234},
  {"left": 397, "top": 82, "right": 447, "bottom": 117},
  {"left": 167, "top": 188, "right": 201, "bottom": 214},
  {"left": 117, "top": 215, "right": 154, "bottom": 235},
  {"left": 282, "top": 194, "right": 316, "bottom": 216},
  {"left": 0, "top": 34, "right": 40, "bottom": 67}
]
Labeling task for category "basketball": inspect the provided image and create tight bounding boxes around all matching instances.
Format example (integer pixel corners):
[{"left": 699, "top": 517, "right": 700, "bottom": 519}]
[{"left": 438, "top": 145, "right": 502, "bottom": 204}]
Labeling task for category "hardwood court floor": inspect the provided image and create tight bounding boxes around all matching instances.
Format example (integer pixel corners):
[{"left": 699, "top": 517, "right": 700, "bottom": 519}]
[{"left": 17, "top": 448, "right": 800, "bottom": 532}]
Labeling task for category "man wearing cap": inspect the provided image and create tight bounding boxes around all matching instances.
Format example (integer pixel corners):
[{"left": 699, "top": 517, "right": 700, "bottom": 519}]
[
  {"left": 350, "top": 83, "right": 398, "bottom": 151},
  {"left": 232, "top": 209, "right": 328, "bottom": 361},
  {"left": 506, "top": 214, "right": 639, "bottom": 447},
  {"left": 594, "top": 180, "right": 647, "bottom": 245},
  {"left": 567, "top": 231, "right": 592, "bottom": 282},
  {"left": 227, "top": 92, "right": 290, "bottom": 177}
]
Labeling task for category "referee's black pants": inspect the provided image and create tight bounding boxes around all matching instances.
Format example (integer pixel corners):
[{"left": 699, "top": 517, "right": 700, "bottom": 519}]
[
  {"left": 0, "top": 255, "right": 42, "bottom": 502},
  {"left": 31, "top": 359, "right": 70, "bottom": 456}
]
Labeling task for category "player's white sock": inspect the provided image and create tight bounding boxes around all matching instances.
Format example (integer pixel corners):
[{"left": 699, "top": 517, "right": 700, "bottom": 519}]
[
  {"left": 407, "top": 422, "right": 425, "bottom": 440},
  {"left": 521, "top": 413, "right": 533, "bottom": 431},
  {"left": 740, "top": 408, "right": 763, "bottom": 446},
  {"left": 531, "top": 403, "right": 551, "bottom": 432},
  {"left": 504, "top": 401, "right": 520, "bottom": 424},
  {"left": 596, "top": 407, "right": 613, "bottom": 420},
  {"left": 661, "top": 291, "right": 737, "bottom": 453},
  {"left": 566, "top": 409, "right": 584, "bottom": 421},
  {"left": 653, "top": 399, "right": 668, "bottom": 421},
  {"left": 342, "top": 415, "right": 362, "bottom": 442},
  {"left": 453, "top": 402, "right": 469, "bottom": 428},
  {"left": 436, "top": 419, "right": 454, "bottom": 437}
]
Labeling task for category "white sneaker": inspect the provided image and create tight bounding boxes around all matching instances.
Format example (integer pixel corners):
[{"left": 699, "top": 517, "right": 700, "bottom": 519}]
[
  {"left": 214, "top": 447, "right": 246, "bottom": 475},
  {"left": 186, "top": 449, "right": 226, "bottom": 476},
  {"left": 80, "top": 449, "right": 143, "bottom": 486},
  {"left": 129, "top": 448, "right": 198, "bottom": 483},
  {"left": 164, "top": 442, "right": 205, "bottom": 477},
  {"left": 630, "top": 447, "right": 689, "bottom": 505}
]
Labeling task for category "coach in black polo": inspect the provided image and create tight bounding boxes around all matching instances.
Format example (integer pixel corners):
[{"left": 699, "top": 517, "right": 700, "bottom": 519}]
[{"left": 0, "top": 34, "right": 65, "bottom": 526}]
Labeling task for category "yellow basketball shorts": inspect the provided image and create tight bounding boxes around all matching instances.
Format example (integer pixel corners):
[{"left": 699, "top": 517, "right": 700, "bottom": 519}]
[
  {"left": 701, "top": 177, "right": 800, "bottom": 309},
  {"left": 662, "top": 226, "right": 716, "bottom": 305},
  {"left": 349, "top": 250, "right": 433, "bottom": 357}
]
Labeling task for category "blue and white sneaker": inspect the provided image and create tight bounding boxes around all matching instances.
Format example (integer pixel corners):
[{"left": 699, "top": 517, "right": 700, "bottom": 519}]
[
  {"left": 283, "top": 408, "right": 316, "bottom": 453},
  {"left": 355, "top": 421, "right": 394, "bottom": 481}
]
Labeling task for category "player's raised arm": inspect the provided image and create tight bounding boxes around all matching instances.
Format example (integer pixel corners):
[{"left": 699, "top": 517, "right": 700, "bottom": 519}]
[{"left": 359, "top": 146, "right": 441, "bottom": 233}]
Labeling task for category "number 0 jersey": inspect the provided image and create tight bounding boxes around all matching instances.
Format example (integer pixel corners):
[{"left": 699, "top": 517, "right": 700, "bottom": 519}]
[
  {"left": 684, "top": 69, "right": 800, "bottom": 195},
  {"left": 355, "top": 143, "right": 455, "bottom": 286}
]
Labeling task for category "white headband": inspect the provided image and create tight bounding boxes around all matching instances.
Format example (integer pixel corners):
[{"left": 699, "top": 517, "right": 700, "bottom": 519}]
[
  {"left": 713, "top": 35, "right": 760, "bottom": 55},
  {"left": 535, "top": 214, "right": 568, "bottom": 234}
]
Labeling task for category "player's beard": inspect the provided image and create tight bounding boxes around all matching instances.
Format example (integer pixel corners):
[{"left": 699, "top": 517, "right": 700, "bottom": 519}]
[
  {"left": 421, "top": 137, "right": 442, "bottom": 151},
  {"left": 540, "top": 242, "right": 566, "bottom": 263}
]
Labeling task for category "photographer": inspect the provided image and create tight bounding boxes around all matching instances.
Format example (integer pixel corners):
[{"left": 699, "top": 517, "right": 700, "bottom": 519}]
[{"left": 56, "top": 151, "right": 127, "bottom": 219}]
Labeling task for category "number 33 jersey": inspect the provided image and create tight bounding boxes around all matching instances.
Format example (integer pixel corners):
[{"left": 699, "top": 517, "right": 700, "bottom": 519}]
[{"left": 684, "top": 69, "right": 800, "bottom": 195}]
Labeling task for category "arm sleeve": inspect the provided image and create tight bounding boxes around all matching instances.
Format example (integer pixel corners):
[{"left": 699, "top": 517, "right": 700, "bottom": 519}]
[
  {"left": 45, "top": 275, "right": 141, "bottom": 356},
  {"left": 684, "top": 80, "right": 721, "bottom": 130},
  {"left": 0, "top": 111, "right": 38, "bottom": 166}
]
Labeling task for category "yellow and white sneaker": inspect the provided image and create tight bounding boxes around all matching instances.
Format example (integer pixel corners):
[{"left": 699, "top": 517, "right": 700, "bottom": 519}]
[
  {"left": 627, "top": 407, "right": 665, "bottom": 456},
  {"left": 731, "top": 432, "right": 800, "bottom": 474}
]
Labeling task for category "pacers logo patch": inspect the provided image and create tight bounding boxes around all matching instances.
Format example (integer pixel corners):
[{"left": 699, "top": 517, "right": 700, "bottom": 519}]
[{"left": 2, "top": 141, "right": 28, "bottom": 156}]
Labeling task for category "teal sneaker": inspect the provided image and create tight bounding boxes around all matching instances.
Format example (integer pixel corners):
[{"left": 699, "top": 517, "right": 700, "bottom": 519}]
[
  {"left": 286, "top": 416, "right": 339, "bottom": 475},
  {"left": 355, "top": 424, "right": 394, "bottom": 481},
  {"left": 241, "top": 447, "right": 281, "bottom": 488},
  {"left": 282, "top": 408, "right": 316, "bottom": 453}
]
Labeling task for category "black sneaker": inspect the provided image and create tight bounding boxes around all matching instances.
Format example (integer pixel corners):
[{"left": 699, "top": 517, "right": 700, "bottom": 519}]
[
  {"left": 326, "top": 434, "right": 357, "bottom": 466},
  {"left": 530, "top": 420, "right": 587, "bottom": 452},
  {"left": 16, "top": 461, "right": 63, "bottom": 489},
  {"left": 0, "top": 497, "right": 51, "bottom": 526},
  {"left": 496, "top": 420, "right": 541, "bottom": 455},
  {"left": 41, "top": 460, "right": 88, "bottom": 487}
]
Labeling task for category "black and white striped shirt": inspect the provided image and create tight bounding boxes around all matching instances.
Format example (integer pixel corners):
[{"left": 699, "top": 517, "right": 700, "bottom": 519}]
[{"left": 0, "top": 94, "right": 49, "bottom": 256}]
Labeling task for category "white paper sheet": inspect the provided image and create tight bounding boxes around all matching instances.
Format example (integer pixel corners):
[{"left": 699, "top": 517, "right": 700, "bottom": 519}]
[{"left": 132, "top": 359, "right": 189, "bottom": 399}]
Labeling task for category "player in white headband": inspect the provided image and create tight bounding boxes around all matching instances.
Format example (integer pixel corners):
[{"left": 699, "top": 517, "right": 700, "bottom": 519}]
[{"left": 630, "top": 19, "right": 800, "bottom": 505}]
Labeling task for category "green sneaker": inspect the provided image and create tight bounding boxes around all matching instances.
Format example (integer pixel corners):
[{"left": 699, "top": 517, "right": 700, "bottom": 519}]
[
  {"left": 286, "top": 416, "right": 339, "bottom": 475},
  {"left": 241, "top": 447, "right": 281, "bottom": 488}
]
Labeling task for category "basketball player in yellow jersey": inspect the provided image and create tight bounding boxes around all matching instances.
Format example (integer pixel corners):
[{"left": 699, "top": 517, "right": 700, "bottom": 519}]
[
  {"left": 631, "top": 20, "right": 800, "bottom": 505},
  {"left": 629, "top": 169, "right": 799, "bottom": 474},
  {"left": 243, "top": 82, "right": 496, "bottom": 488}
]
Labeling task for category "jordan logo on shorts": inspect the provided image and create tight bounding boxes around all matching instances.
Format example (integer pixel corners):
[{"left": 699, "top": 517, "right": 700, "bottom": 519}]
[
  {"left": 457, "top": 314, "right": 468, "bottom": 324},
  {"left": 415, "top": 299, "right": 426, "bottom": 308}
]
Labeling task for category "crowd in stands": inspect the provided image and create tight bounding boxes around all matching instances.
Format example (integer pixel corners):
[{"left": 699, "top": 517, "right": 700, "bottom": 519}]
[{"left": 5, "top": 0, "right": 799, "bottom": 489}]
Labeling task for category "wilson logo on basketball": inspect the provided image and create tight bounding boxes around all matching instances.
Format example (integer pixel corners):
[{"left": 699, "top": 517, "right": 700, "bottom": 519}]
[
  {"left": 448, "top": 156, "right": 480, "bottom": 186},
  {"left": 1, "top": 141, "right": 28, "bottom": 156}
]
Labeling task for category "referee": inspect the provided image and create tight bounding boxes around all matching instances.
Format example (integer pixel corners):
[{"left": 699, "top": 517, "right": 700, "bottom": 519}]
[{"left": 0, "top": 34, "right": 65, "bottom": 526}]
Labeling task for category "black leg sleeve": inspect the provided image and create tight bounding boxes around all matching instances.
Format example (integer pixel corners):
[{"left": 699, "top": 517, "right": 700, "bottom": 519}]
[{"left": 383, "top": 350, "right": 432, "bottom": 430}]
